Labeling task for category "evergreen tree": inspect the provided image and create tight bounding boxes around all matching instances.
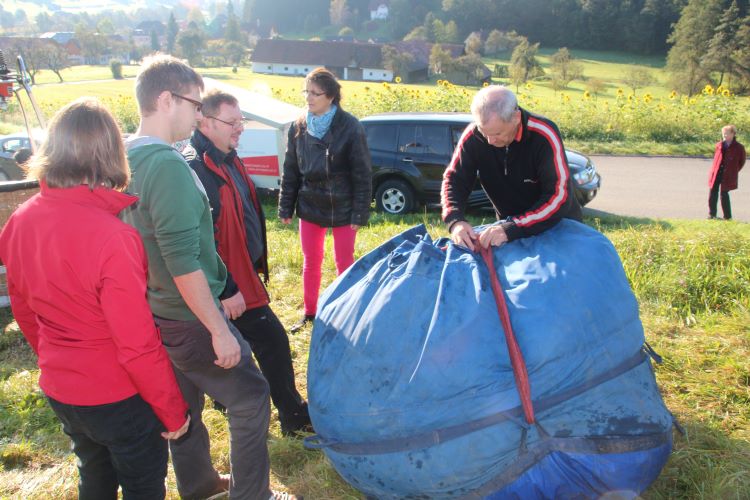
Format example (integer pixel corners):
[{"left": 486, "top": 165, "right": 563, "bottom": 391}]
[
  {"left": 150, "top": 29, "right": 160, "bottom": 51},
  {"left": 732, "top": 14, "right": 750, "bottom": 91},
  {"left": 666, "top": 0, "right": 724, "bottom": 96},
  {"left": 703, "top": 0, "right": 742, "bottom": 86},
  {"left": 242, "top": 0, "right": 253, "bottom": 25},
  {"left": 167, "top": 12, "right": 179, "bottom": 54},
  {"left": 225, "top": 0, "right": 243, "bottom": 44}
]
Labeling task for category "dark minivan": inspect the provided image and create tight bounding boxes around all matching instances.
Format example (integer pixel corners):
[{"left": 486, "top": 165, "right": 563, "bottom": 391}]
[{"left": 361, "top": 113, "right": 601, "bottom": 215}]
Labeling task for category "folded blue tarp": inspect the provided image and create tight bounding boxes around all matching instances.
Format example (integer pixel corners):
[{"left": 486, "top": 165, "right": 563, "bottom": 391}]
[{"left": 306, "top": 220, "right": 673, "bottom": 499}]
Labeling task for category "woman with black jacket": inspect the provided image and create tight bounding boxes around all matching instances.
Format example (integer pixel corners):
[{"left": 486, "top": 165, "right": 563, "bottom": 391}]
[{"left": 279, "top": 67, "right": 372, "bottom": 332}]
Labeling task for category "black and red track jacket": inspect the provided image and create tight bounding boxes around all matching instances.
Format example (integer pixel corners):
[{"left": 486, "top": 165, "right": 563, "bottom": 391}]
[{"left": 441, "top": 108, "right": 582, "bottom": 242}]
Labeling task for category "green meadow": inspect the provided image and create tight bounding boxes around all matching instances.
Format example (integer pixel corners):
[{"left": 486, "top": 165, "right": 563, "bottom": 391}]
[
  {"left": 1, "top": 205, "right": 749, "bottom": 498},
  {"left": 2, "top": 50, "right": 749, "bottom": 156}
]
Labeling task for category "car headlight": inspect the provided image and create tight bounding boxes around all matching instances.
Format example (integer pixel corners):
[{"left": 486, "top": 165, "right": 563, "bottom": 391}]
[{"left": 573, "top": 169, "right": 593, "bottom": 185}]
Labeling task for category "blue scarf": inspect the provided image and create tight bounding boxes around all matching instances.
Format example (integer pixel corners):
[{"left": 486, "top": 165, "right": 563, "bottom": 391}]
[{"left": 306, "top": 105, "right": 337, "bottom": 139}]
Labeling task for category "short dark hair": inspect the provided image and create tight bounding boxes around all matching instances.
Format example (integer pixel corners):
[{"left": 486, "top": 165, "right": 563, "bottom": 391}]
[
  {"left": 200, "top": 88, "right": 239, "bottom": 119},
  {"left": 26, "top": 98, "right": 129, "bottom": 190},
  {"left": 135, "top": 54, "right": 204, "bottom": 115}
]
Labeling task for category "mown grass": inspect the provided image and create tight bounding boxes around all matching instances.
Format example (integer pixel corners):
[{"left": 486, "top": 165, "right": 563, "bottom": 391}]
[{"left": 0, "top": 204, "right": 748, "bottom": 498}]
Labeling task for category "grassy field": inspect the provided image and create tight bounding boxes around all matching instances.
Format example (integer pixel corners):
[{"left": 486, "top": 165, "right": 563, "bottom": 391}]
[{"left": 0, "top": 203, "right": 748, "bottom": 499}]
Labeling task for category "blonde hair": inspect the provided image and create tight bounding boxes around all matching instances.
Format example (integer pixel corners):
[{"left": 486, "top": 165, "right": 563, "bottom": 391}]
[
  {"left": 135, "top": 54, "right": 204, "bottom": 115},
  {"left": 722, "top": 124, "right": 737, "bottom": 135},
  {"left": 26, "top": 97, "right": 129, "bottom": 190}
]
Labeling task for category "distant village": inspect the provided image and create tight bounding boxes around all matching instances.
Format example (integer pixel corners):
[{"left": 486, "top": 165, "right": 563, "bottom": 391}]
[{"left": 0, "top": 1, "right": 492, "bottom": 86}]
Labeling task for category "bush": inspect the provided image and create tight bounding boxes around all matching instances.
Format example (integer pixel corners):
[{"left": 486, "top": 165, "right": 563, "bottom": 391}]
[{"left": 109, "top": 59, "right": 123, "bottom": 80}]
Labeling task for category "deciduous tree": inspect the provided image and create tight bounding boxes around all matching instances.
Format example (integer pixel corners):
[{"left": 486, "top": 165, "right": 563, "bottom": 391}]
[
  {"left": 549, "top": 47, "right": 583, "bottom": 90},
  {"left": 429, "top": 43, "right": 451, "bottom": 75},
  {"left": 464, "top": 31, "right": 482, "bottom": 55},
  {"left": 177, "top": 28, "right": 206, "bottom": 66},
  {"left": 623, "top": 68, "right": 655, "bottom": 94},
  {"left": 381, "top": 45, "right": 415, "bottom": 81},
  {"left": 509, "top": 38, "right": 543, "bottom": 91}
]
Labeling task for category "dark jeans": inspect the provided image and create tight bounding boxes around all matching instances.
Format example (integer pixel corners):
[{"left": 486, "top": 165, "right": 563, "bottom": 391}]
[
  {"left": 709, "top": 167, "right": 732, "bottom": 219},
  {"left": 47, "top": 394, "right": 168, "bottom": 500},
  {"left": 154, "top": 315, "right": 271, "bottom": 500},
  {"left": 231, "top": 305, "right": 309, "bottom": 430}
]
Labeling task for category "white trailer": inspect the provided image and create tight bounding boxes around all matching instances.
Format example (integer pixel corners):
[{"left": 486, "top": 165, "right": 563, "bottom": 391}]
[{"left": 204, "top": 79, "right": 303, "bottom": 190}]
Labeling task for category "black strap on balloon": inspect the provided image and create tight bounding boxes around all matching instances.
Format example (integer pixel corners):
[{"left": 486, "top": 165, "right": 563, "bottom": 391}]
[{"left": 303, "top": 348, "right": 649, "bottom": 454}]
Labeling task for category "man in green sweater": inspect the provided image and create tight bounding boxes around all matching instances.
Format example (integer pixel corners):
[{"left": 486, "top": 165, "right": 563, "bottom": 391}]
[{"left": 123, "top": 55, "right": 295, "bottom": 500}]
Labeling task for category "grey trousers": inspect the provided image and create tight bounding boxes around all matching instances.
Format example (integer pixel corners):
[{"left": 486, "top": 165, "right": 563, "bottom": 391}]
[{"left": 155, "top": 316, "right": 271, "bottom": 500}]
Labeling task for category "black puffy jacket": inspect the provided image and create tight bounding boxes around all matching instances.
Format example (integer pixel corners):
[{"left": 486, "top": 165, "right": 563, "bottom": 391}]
[{"left": 278, "top": 107, "right": 372, "bottom": 227}]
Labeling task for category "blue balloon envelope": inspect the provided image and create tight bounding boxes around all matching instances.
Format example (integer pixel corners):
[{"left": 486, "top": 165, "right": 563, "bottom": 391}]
[{"left": 306, "top": 220, "right": 673, "bottom": 499}]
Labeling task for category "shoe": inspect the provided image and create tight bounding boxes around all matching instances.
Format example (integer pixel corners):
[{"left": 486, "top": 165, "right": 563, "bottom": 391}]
[
  {"left": 707, "top": 215, "right": 717, "bottom": 219},
  {"left": 271, "top": 491, "right": 303, "bottom": 500},
  {"left": 205, "top": 474, "right": 230, "bottom": 499},
  {"left": 280, "top": 402, "right": 314, "bottom": 437},
  {"left": 289, "top": 314, "right": 315, "bottom": 334}
]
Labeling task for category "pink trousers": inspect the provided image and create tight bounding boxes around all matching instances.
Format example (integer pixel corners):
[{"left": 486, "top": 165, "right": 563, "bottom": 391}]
[{"left": 299, "top": 218, "right": 357, "bottom": 316}]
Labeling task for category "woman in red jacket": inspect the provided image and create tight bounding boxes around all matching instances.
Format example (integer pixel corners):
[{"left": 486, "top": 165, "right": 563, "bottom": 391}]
[
  {"left": 708, "top": 124, "right": 746, "bottom": 220},
  {"left": 0, "top": 98, "right": 190, "bottom": 499}
]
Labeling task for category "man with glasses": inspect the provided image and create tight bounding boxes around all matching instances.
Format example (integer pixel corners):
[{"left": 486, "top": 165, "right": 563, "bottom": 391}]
[
  {"left": 184, "top": 88, "right": 312, "bottom": 437},
  {"left": 123, "top": 56, "right": 296, "bottom": 500},
  {"left": 442, "top": 85, "right": 582, "bottom": 250}
]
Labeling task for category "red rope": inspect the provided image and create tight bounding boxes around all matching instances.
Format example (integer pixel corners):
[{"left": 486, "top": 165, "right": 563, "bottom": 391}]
[{"left": 479, "top": 246, "right": 535, "bottom": 424}]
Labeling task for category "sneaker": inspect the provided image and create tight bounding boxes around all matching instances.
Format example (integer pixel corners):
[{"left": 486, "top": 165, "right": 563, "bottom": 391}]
[
  {"left": 707, "top": 215, "right": 717, "bottom": 219},
  {"left": 289, "top": 314, "right": 315, "bottom": 334},
  {"left": 271, "top": 491, "right": 303, "bottom": 500},
  {"left": 205, "top": 474, "right": 230, "bottom": 499}
]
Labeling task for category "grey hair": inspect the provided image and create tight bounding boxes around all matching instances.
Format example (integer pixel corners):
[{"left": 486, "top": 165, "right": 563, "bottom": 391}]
[{"left": 471, "top": 85, "right": 518, "bottom": 124}]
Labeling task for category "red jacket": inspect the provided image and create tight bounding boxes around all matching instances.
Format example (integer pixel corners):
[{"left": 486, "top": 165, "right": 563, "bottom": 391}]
[
  {"left": 0, "top": 183, "right": 187, "bottom": 431},
  {"left": 709, "top": 139, "right": 745, "bottom": 191},
  {"left": 185, "top": 133, "right": 270, "bottom": 310}
]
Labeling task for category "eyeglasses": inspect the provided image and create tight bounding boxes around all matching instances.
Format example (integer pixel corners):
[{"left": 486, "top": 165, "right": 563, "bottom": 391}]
[
  {"left": 205, "top": 116, "right": 245, "bottom": 129},
  {"left": 301, "top": 89, "right": 326, "bottom": 97},
  {"left": 171, "top": 92, "right": 203, "bottom": 112}
]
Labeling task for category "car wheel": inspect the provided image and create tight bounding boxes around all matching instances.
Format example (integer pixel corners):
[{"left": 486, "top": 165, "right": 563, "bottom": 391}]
[{"left": 375, "top": 179, "right": 415, "bottom": 215}]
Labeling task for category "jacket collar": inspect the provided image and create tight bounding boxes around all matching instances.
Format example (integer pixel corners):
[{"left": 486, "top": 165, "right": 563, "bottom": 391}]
[
  {"left": 40, "top": 181, "right": 138, "bottom": 215},
  {"left": 191, "top": 129, "right": 238, "bottom": 168}
]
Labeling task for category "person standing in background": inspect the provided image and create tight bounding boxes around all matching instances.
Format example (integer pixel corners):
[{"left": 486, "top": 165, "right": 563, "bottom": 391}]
[
  {"left": 708, "top": 124, "right": 745, "bottom": 220},
  {"left": 278, "top": 67, "right": 372, "bottom": 333}
]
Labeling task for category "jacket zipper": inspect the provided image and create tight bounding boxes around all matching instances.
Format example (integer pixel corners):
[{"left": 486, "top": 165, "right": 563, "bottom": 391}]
[
  {"left": 326, "top": 146, "right": 334, "bottom": 227},
  {"left": 504, "top": 146, "right": 509, "bottom": 176}
]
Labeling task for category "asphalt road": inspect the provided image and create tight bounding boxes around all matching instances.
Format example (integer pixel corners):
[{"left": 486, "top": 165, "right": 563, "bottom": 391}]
[{"left": 582, "top": 155, "right": 749, "bottom": 223}]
